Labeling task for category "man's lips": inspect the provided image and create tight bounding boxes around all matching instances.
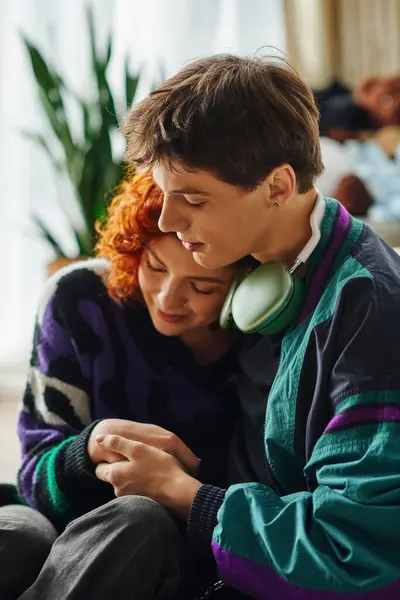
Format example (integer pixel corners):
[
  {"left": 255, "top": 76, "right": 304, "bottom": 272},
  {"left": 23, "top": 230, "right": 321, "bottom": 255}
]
[{"left": 181, "top": 241, "right": 204, "bottom": 252}]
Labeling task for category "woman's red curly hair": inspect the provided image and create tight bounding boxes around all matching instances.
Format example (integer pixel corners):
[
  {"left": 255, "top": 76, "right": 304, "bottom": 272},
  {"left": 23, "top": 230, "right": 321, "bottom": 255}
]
[{"left": 95, "top": 171, "right": 164, "bottom": 302}]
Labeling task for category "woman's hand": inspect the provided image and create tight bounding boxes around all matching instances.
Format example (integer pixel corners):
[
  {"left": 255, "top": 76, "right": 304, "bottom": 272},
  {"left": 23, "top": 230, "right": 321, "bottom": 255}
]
[
  {"left": 95, "top": 434, "right": 202, "bottom": 519},
  {"left": 87, "top": 419, "right": 200, "bottom": 475}
]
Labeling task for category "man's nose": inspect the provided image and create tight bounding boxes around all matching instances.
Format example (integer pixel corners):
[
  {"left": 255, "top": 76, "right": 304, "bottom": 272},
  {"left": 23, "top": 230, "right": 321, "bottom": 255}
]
[{"left": 158, "top": 196, "right": 189, "bottom": 234}]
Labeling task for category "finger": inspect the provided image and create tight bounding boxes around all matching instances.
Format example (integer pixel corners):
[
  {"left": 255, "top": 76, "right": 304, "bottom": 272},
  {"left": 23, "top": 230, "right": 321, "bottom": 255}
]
[
  {"left": 95, "top": 460, "right": 129, "bottom": 484},
  {"left": 175, "top": 439, "right": 200, "bottom": 474},
  {"left": 95, "top": 461, "right": 114, "bottom": 483},
  {"left": 96, "top": 434, "right": 136, "bottom": 459},
  {"left": 105, "top": 451, "right": 129, "bottom": 464}
]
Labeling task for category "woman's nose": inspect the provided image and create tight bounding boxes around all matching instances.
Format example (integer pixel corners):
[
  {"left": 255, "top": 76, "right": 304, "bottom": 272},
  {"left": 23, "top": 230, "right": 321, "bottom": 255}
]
[{"left": 157, "top": 282, "right": 186, "bottom": 311}]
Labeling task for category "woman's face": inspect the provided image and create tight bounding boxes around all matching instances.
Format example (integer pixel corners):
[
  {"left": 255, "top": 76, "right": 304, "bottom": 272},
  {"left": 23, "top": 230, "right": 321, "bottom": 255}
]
[{"left": 138, "top": 235, "right": 237, "bottom": 337}]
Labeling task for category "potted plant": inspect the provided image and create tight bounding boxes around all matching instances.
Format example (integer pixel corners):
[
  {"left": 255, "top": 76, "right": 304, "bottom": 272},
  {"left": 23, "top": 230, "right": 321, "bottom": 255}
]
[{"left": 22, "top": 7, "right": 142, "bottom": 276}]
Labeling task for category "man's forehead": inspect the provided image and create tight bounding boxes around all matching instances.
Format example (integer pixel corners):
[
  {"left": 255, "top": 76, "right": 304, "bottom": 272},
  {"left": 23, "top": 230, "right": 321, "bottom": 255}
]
[
  {"left": 153, "top": 165, "right": 186, "bottom": 188},
  {"left": 152, "top": 165, "right": 209, "bottom": 194}
]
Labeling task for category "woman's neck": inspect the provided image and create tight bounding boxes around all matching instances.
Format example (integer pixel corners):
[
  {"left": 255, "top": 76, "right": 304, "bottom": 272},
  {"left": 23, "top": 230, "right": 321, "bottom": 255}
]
[{"left": 179, "top": 327, "right": 238, "bottom": 366}]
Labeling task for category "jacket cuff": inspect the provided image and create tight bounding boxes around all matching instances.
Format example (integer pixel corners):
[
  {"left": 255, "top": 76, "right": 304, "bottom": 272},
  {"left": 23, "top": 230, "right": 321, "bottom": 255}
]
[{"left": 187, "top": 484, "right": 226, "bottom": 559}]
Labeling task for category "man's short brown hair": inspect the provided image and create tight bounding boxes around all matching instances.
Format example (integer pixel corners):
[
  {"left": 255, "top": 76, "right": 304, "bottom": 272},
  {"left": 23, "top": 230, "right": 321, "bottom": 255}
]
[{"left": 123, "top": 54, "right": 323, "bottom": 193}]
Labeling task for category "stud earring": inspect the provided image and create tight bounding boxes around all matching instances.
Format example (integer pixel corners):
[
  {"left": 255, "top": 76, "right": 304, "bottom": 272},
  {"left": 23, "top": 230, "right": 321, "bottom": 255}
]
[{"left": 273, "top": 202, "right": 279, "bottom": 207}]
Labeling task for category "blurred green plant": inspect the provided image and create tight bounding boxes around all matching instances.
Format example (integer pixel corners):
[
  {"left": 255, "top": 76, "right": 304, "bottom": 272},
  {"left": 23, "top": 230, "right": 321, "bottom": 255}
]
[{"left": 22, "top": 6, "right": 141, "bottom": 258}]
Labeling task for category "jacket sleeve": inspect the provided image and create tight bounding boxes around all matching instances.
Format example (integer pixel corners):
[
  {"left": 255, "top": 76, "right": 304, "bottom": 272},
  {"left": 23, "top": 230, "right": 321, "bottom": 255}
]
[
  {"left": 187, "top": 278, "right": 400, "bottom": 599},
  {"left": 17, "top": 272, "right": 114, "bottom": 530}
]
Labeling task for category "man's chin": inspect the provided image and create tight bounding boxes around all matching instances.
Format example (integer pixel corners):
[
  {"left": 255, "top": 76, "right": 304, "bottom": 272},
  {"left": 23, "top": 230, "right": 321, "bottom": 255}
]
[{"left": 192, "top": 249, "right": 231, "bottom": 270}]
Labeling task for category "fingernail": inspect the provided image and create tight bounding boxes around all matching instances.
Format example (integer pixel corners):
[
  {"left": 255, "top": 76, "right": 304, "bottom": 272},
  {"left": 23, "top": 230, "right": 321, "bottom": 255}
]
[{"left": 96, "top": 435, "right": 105, "bottom": 443}]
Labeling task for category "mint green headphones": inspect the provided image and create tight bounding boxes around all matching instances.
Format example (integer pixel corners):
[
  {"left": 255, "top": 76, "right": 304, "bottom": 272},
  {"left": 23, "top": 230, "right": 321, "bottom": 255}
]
[{"left": 219, "top": 192, "right": 325, "bottom": 336}]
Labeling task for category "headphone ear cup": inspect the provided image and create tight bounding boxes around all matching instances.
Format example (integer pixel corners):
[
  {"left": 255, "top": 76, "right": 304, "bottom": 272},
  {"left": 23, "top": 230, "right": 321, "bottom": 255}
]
[
  {"left": 255, "top": 274, "right": 303, "bottom": 335},
  {"left": 231, "top": 261, "right": 304, "bottom": 335},
  {"left": 219, "top": 273, "right": 245, "bottom": 329}
]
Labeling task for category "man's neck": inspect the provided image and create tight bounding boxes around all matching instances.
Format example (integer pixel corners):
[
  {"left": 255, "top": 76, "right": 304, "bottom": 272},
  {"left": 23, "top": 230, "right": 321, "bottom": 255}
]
[{"left": 252, "top": 188, "right": 319, "bottom": 267}]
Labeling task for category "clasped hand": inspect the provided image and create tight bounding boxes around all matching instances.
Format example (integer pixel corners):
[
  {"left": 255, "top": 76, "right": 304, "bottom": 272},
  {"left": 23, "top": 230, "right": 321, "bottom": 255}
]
[
  {"left": 94, "top": 434, "right": 202, "bottom": 518},
  {"left": 88, "top": 419, "right": 202, "bottom": 516},
  {"left": 88, "top": 418, "right": 200, "bottom": 474}
]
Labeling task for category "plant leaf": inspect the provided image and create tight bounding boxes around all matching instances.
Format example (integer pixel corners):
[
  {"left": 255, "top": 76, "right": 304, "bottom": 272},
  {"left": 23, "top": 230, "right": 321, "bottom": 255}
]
[
  {"left": 77, "top": 126, "right": 123, "bottom": 250},
  {"left": 31, "top": 213, "right": 65, "bottom": 257},
  {"left": 125, "top": 58, "right": 140, "bottom": 109},
  {"left": 22, "top": 37, "right": 76, "bottom": 164},
  {"left": 73, "top": 227, "right": 91, "bottom": 257},
  {"left": 86, "top": 5, "right": 97, "bottom": 71},
  {"left": 95, "top": 61, "right": 119, "bottom": 129},
  {"left": 105, "top": 35, "right": 112, "bottom": 66},
  {"left": 21, "top": 130, "right": 62, "bottom": 171},
  {"left": 86, "top": 9, "right": 118, "bottom": 130}
]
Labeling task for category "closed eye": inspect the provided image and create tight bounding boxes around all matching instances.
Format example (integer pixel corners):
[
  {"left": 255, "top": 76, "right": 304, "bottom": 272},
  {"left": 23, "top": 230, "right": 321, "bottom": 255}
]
[
  {"left": 191, "top": 282, "right": 217, "bottom": 295},
  {"left": 185, "top": 195, "right": 207, "bottom": 207},
  {"left": 146, "top": 259, "right": 165, "bottom": 273},
  {"left": 188, "top": 201, "right": 206, "bottom": 207}
]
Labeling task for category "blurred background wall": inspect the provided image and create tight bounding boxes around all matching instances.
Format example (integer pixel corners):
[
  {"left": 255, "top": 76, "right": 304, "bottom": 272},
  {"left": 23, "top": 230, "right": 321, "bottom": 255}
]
[
  {"left": 0, "top": 0, "right": 286, "bottom": 372},
  {"left": 1, "top": 0, "right": 400, "bottom": 382}
]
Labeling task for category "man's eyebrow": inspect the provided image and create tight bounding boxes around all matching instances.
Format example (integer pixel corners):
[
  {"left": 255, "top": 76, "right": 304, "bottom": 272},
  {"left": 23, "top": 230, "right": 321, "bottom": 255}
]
[
  {"left": 169, "top": 188, "right": 210, "bottom": 196},
  {"left": 153, "top": 182, "right": 210, "bottom": 196},
  {"left": 147, "top": 247, "right": 166, "bottom": 266}
]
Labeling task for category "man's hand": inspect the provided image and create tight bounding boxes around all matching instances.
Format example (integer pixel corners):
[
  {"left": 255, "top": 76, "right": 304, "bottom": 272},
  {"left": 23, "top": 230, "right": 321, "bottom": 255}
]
[
  {"left": 87, "top": 419, "right": 200, "bottom": 474},
  {"left": 95, "top": 434, "right": 202, "bottom": 519}
]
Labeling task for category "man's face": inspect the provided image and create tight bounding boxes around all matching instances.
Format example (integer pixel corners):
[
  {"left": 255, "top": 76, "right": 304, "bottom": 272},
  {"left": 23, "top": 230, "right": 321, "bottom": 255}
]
[{"left": 153, "top": 164, "right": 275, "bottom": 269}]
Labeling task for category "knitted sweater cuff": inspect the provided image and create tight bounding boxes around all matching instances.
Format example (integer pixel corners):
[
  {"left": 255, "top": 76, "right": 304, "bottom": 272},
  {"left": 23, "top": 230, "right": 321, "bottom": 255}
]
[
  {"left": 187, "top": 484, "right": 226, "bottom": 560},
  {"left": 62, "top": 420, "right": 103, "bottom": 486}
]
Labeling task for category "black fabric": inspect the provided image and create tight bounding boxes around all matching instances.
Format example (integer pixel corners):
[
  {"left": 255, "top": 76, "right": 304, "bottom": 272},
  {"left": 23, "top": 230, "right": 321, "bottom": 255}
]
[
  {"left": 0, "top": 483, "right": 23, "bottom": 507},
  {"left": 187, "top": 484, "right": 226, "bottom": 560},
  {"left": 227, "top": 333, "right": 281, "bottom": 487}
]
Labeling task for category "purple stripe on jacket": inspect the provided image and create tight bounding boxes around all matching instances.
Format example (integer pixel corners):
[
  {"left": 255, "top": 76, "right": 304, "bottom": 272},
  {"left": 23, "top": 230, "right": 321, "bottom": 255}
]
[
  {"left": 326, "top": 404, "right": 400, "bottom": 433},
  {"left": 212, "top": 542, "right": 400, "bottom": 600},
  {"left": 297, "top": 204, "right": 350, "bottom": 324}
]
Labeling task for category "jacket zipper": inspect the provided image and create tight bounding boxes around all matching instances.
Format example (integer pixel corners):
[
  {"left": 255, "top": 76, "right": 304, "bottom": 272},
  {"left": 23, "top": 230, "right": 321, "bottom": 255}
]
[
  {"left": 263, "top": 414, "right": 282, "bottom": 495},
  {"left": 196, "top": 579, "right": 225, "bottom": 599},
  {"left": 263, "top": 340, "right": 283, "bottom": 496}
]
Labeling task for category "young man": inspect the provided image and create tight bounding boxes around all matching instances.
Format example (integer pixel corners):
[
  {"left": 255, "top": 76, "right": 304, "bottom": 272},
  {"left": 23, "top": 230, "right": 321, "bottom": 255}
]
[
  {"left": 27, "top": 55, "right": 400, "bottom": 600},
  {"left": 100, "top": 54, "right": 400, "bottom": 599}
]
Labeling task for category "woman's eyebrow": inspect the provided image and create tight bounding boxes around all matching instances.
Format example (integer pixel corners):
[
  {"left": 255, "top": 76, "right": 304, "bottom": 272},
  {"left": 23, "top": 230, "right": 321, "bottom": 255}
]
[{"left": 148, "top": 247, "right": 226, "bottom": 284}]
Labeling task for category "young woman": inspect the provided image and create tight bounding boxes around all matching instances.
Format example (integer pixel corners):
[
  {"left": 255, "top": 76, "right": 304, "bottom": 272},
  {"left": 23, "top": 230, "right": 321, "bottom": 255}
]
[{"left": 0, "top": 172, "right": 246, "bottom": 600}]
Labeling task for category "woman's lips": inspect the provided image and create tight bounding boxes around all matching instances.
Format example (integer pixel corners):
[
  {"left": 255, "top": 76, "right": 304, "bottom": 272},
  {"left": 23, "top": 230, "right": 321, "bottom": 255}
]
[
  {"left": 181, "top": 241, "right": 204, "bottom": 252},
  {"left": 156, "top": 309, "right": 187, "bottom": 323}
]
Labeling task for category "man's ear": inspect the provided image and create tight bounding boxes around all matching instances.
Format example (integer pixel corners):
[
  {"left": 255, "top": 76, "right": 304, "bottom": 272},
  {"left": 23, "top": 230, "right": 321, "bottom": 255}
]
[{"left": 265, "top": 164, "right": 296, "bottom": 207}]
